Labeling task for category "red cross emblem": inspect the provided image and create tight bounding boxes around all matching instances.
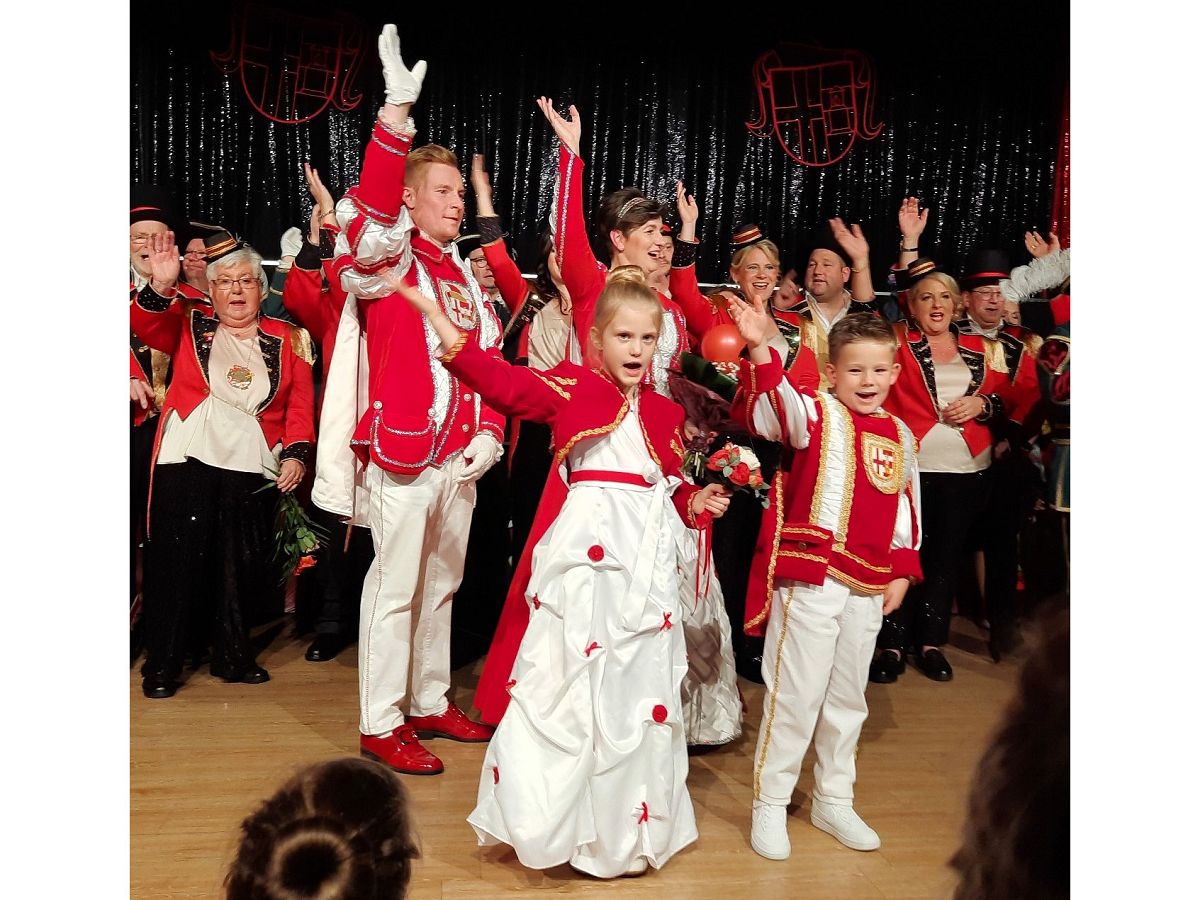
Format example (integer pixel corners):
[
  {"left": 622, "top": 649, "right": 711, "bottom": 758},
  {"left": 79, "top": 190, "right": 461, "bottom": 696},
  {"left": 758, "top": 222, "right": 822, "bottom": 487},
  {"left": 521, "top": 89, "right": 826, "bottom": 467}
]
[
  {"left": 440, "top": 282, "right": 477, "bottom": 330},
  {"left": 871, "top": 446, "right": 895, "bottom": 481}
]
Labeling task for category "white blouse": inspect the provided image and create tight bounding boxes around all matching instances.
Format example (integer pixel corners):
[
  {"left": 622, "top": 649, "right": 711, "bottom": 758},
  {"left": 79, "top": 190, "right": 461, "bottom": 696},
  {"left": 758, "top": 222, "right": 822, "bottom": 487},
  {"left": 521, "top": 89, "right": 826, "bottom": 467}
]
[
  {"left": 918, "top": 354, "right": 993, "bottom": 474},
  {"left": 158, "top": 327, "right": 281, "bottom": 475}
]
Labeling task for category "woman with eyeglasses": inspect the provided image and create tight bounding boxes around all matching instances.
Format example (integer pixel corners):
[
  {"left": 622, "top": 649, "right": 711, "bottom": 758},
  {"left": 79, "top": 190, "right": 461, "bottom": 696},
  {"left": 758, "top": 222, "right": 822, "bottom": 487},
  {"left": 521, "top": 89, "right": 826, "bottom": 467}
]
[
  {"left": 539, "top": 98, "right": 688, "bottom": 398},
  {"left": 131, "top": 229, "right": 315, "bottom": 698}
]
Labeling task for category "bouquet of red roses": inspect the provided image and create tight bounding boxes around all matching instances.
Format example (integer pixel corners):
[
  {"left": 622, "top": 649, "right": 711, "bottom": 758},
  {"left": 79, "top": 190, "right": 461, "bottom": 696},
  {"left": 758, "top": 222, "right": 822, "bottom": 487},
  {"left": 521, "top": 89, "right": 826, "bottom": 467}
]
[
  {"left": 254, "top": 471, "right": 331, "bottom": 584},
  {"left": 685, "top": 440, "right": 769, "bottom": 508}
]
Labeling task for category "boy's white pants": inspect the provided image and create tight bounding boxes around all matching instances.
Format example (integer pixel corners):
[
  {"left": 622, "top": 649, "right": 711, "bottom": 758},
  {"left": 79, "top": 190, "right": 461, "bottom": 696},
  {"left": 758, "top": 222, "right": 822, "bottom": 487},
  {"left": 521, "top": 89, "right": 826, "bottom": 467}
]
[
  {"left": 358, "top": 456, "right": 476, "bottom": 737},
  {"left": 753, "top": 576, "right": 883, "bottom": 806}
]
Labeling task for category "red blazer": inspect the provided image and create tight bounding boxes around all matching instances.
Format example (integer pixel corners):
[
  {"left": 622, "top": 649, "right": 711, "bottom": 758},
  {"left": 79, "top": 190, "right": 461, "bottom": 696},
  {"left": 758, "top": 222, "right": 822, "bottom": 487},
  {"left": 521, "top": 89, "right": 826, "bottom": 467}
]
[
  {"left": 440, "top": 337, "right": 704, "bottom": 725},
  {"left": 130, "top": 284, "right": 316, "bottom": 482},
  {"left": 282, "top": 225, "right": 348, "bottom": 414},
  {"left": 130, "top": 279, "right": 206, "bottom": 428},
  {"left": 333, "top": 119, "right": 505, "bottom": 474},
  {"left": 884, "top": 321, "right": 1018, "bottom": 458}
]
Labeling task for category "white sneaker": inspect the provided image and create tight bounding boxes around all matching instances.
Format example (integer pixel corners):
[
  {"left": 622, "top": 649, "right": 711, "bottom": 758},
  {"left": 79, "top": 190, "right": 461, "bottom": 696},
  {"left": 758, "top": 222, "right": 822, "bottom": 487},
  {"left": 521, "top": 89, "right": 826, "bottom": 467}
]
[
  {"left": 810, "top": 799, "right": 881, "bottom": 851},
  {"left": 750, "top": 800, "right": 791, "bottom": 860}
]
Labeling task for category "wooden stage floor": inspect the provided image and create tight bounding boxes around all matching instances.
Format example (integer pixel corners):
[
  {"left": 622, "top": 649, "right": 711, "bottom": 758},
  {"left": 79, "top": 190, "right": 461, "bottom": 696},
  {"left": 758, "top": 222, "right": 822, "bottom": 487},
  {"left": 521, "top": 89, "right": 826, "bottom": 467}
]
[{"left": 131, "top": 620, "right": 1018, "bottom": 899}]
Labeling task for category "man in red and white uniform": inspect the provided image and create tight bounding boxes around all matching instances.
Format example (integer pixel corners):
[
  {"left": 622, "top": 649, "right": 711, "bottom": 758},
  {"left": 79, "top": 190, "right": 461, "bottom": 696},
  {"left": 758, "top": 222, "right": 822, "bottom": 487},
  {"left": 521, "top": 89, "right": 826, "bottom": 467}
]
[{"left": 313, "top": 25, "right": 501, "bottom": 775}]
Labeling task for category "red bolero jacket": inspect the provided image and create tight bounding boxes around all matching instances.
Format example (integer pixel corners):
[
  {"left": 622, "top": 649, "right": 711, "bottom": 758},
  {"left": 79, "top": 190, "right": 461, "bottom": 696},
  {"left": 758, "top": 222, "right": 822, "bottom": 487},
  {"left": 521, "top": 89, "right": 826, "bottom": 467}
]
[
  {"left": 439, "top": 337, "right": 705, "bottom": 725},
  {"left": 884, "top": 321, "right": 1023, "bottom": 458},
  {"left": 130, "top": 284, "right": 316, "bottom": 475}
]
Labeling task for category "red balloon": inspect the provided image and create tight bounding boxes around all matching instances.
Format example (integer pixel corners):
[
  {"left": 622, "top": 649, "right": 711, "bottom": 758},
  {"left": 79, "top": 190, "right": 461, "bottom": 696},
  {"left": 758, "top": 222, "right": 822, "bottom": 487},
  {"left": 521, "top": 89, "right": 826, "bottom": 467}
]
[{"left": 700, "top": 324, "right": 747, "bottom": 363}]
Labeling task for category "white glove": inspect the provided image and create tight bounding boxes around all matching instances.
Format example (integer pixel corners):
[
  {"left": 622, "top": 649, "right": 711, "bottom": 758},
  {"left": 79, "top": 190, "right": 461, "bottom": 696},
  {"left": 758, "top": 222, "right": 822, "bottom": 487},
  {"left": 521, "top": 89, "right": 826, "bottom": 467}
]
[
  {"left": 279, "top": 227, "right": 303, "bottom": 263},
  {"left": 377, "top": 24, "right": 427, "bottom": 107},
  {"left": 457, "top": 434, "right": 503, "bottom": 484}
]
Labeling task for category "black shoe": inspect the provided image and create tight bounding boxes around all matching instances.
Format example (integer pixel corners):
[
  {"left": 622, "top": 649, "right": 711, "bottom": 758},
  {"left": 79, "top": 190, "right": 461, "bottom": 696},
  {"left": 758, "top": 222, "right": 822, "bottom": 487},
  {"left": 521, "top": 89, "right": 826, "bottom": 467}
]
[
  {"left": 735, "top": 650, "right": 766, "bottom": 685},
  {"left": 988, "top": 626, "right": 1018, "bottom": 663},
  {"left": 915, "top": 648, "right": 953, "bottom": 682},
  {"left": 142, "top": 675, "right": 177, "bottom": 699},
  {"left": 869, "top": 650, "right": 905, "bottom": 684},
  {"left": 213, "top": 665, "right": 271, "bottom": 685},
  {"left": 306, "top": 632, "right": 353, "bottom": 663}
]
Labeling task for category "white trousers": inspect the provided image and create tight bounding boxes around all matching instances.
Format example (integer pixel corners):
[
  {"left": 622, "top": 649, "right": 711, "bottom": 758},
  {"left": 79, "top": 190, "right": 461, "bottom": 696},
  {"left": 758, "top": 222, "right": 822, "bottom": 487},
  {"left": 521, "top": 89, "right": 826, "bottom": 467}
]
[
  {"left": 359, "top": 456, "right": 476, "bottom": 736},
  {"left": 753, "top": 576, "right": 883, "bottom": 806}
]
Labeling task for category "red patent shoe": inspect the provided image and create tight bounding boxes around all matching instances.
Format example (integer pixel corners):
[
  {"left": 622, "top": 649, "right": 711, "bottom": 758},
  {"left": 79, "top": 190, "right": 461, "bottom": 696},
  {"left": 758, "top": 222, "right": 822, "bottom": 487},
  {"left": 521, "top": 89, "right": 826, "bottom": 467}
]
[
  {"left": 360, "top": 724, "right": 444, "bottom": 776},
  {"left": 407, "top": 702, "right": 495, "bottom": 743}
]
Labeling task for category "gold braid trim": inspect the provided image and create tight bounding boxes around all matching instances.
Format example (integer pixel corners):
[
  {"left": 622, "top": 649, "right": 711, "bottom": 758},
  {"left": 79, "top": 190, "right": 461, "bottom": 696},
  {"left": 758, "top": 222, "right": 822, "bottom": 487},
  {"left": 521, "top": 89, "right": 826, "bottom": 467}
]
[
  {"left": 546, "top": 374, "right": 578, "bottom": 385},
  {"left": 809, "top": 393, "right": 833, "bottom": 522},
  {"left": 554, "top": 396, "right": 630, "bottom": 466},
  {"left": 289, "top": 325, "right": 316, "bottom": 365},
  {"left": 637, "top": 411, "right": 663, "bottom": 469},
  {"left": 754, "top": 585, "right": 796, "bottom": 799},
  {"left": 828, "top": 567, "right": 889, "bottom": 595},
  {"left": 779, "top": 549, "right": 827, "bottom": 564},
  {"left": 531, "top": 371, "right": 571, "bottom": 401},
  {"left": 837, "top": 547, "right": 892, "bottom": 574},
  {"left": 746, "top": 470, "right": 786, "bottom": 633},
  {"left": 831, "top": 400, "right": 857, "bottom": 550},
  {"left": 437, "top": 331, "right": 468, "bottom": 363}
]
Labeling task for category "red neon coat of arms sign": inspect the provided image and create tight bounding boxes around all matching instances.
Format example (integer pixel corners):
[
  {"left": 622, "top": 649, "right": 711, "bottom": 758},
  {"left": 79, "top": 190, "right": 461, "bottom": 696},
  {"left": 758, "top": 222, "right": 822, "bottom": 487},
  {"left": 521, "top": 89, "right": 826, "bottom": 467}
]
[
  {"left": 746, "top": 45, "right": 883, "bottom": 167},
  {"left": 211, "top": 3, "right": 365, "bottom": 124}
]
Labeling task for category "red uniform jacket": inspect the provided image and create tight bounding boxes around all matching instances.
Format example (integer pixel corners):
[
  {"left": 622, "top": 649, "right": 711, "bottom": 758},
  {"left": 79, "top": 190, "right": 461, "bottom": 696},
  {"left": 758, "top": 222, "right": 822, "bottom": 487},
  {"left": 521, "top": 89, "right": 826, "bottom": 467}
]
[
  {"left": 440, "top": 337, "right": 704, "bottom": 725},
  {"left": 553, "top": 145, "right": 686, "bottom": 391},
  {"left": 333, "top": 118, "right": 505, "bottom": 474},
  {"left": 130, "top": 284, "right": 316, "bottom": 528},
  {"left": 733, "top": 349, "right": 922, "bottom": 635},
  {"left": 884, "top": 322, "right": 1024, "bottom": 458},
  {"left": 283, "top": 225, "right": 348, "bottom": 414},
  {"left": 130, "top": 279, "right": 206, "bottom": 428}
]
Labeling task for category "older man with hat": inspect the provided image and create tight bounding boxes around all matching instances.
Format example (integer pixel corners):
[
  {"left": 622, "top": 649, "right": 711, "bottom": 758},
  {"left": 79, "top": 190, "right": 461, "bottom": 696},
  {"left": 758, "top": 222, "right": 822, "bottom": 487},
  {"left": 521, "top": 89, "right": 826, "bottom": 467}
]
[
  {"left": 130, "top": 187, "right": 207, "bottom": 658},
  {"left": 955, "top": 248, "right": 1042, "bottom": 660}
]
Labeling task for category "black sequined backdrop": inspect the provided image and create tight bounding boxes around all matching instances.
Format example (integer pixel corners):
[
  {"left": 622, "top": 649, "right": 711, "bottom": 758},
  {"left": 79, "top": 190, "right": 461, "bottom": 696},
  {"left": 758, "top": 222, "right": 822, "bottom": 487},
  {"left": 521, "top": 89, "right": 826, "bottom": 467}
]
[{"left": 131, "top": 2, "right": 1069, "bottom": 284}]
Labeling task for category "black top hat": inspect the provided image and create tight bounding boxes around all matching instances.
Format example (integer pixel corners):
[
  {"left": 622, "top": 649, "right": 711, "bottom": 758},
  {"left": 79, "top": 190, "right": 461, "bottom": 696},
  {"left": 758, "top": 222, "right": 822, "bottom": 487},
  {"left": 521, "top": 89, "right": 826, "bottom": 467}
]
[
  {"left": 181, "top": 220, "right": 225, "bottom": 250},
  {"left": 960, "top": 248, "right": 1011, "bottom": 290},
  {"left": 897, "top": 256, "right": 946, "bottom": 291},
  {"left": 454, "top": 233, "right": 483, "bottom": 258},
  {"left": 799, "top": 222, "right": 851, "bottom": 270},
  {"left": 203, "top": 229, "right": 247, "bottom": 264},
  {"left": 130, "top": 184, "right": 183, "bottom": 235}
]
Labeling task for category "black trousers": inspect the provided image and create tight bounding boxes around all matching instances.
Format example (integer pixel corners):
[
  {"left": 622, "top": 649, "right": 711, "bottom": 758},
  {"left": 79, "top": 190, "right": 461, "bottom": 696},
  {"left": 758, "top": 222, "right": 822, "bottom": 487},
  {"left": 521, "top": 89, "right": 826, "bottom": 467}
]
[
  {"left": 509, "top": 420, "right": 554, "bottom": 566},
  {"left": 309, "top": 506, "right": 374, "bottom": 637},
  {"left": 879, "top": 470, "right": 989, "bottom": 651},
  {"left": 130, "top": 420, "right": 157, "bottom": 603},
  {"left": 142, "top": 459, "right": 274, "bottom": 681},
  {"left": 712, "top": 489, "right": 766, "bottom": 658}
]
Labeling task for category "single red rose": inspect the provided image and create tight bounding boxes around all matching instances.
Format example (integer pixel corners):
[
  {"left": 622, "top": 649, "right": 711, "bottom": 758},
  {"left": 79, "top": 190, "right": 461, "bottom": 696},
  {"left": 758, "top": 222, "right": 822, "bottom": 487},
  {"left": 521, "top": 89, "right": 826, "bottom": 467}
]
[
  {"left": 293, "top": 555, "right": 317, "bottom": 574},
  {"left": 731, "top": 462, "right": 750, "bottom": 486},
  {"left": 749, "top": 471, "right": 764, "bottom": 488}
]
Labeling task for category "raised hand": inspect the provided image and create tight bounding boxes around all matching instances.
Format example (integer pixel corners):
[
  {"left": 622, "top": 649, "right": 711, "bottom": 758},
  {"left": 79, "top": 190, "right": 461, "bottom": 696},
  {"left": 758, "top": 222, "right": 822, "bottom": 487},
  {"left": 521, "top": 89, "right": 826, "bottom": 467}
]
[
  {"left": 147, "top": 231, "right": 180, "bottom": 292},
  {"left": 378, "top": 24, "right": 426, "bottom": 108},
  {"left": 829, "top": 217, "right": 869, "bottom": 269},
  {"left": 898, "top": 196, "right": 929, "bottom": 245},
  {"left": 1025, "top": 230, "right": 1060, "bottom": 258},
  {"left": 304, "top": 162, "right": 335, "bottom": 215},
  {"left": 536, "top": 97, "right": 582, "bottom": 157},
  {"left": 470, "top": 154, "right": 496, "bottom": 217},
  {"left": 726, "top": 293, "right": 773, "bottom": 350},
  {"left": 675, "top": 181, "right": 699, "bottom": 242}
]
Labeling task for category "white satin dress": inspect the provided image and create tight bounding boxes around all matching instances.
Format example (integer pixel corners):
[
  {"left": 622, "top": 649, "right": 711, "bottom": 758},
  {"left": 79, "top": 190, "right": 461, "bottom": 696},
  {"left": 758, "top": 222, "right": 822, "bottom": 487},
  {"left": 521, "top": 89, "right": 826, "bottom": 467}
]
[{"left": 467, "top": 398, "right": 699, "bottom": 877}]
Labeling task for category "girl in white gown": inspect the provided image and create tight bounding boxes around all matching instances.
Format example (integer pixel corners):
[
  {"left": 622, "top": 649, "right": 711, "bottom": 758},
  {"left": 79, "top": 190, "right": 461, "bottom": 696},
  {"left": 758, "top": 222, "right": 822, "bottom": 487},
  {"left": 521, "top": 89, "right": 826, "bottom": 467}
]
[{"left": 389, "top": 267, "right": 731, "bottom": 878}]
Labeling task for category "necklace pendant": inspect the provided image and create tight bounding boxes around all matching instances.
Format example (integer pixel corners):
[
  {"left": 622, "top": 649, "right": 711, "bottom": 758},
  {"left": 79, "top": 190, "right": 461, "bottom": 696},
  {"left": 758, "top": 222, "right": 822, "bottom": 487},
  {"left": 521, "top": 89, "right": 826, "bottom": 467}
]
[{"left": 227, "top": 365, "right": 253, "bottom": 390}]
